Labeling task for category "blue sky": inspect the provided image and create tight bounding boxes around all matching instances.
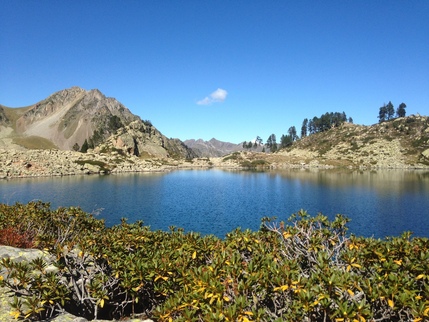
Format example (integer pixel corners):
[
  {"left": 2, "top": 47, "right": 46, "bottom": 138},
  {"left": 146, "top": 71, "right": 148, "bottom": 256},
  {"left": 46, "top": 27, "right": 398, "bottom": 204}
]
[{"left": 1, "top": 1, "right": 428, "bottom": 143}]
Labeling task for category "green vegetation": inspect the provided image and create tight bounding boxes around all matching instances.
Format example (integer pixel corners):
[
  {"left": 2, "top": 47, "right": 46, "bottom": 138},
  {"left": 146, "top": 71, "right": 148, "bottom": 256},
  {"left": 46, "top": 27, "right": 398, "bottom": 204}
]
[
  {"left": 74, "top": 159, "right": 111, "bottom": 172},
  {"left": 266, "top": 103, "right": 409, "bottom": 156},
  {"left": 223, "top": 152, "right": 241, "bottom": 162},
  {"left": 280, "top": 126, "right": 298, "bottom": 149},
  {"left": 12, "top": 136, "right": 58, "bottom": 150},
  {"left": 80, "top": 139, "right": 90, "bottom": 153},
  {"left": 266, "top": 134, "right": 278, "bottom": 152},
  {"left": 262, "top": 111, "right": 351, "bottom": 155},
  {"left": 240, "top": 159, "right": 269, "bottom": 168},
  {"left": 307, "top": 112, "right": 349, "bottom": 135},
  {"left": 1, "top": 202, "right": 428, "bottom": 321},
  {"left": 378, "top": 102, "right": 407, "bottom": 123}
]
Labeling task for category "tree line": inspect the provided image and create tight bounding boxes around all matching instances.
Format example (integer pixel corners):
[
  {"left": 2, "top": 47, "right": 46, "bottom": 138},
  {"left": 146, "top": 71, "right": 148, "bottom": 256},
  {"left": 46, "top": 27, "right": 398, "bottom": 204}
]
[
  {"left": 244, "top": 101, "right": 408, "bottom": 153},
  {"left": 378, "top": 101, "right": 406, "bottom": 122},
  {"left": 242, "top": 111, "right": 352, "bottom": 153}
]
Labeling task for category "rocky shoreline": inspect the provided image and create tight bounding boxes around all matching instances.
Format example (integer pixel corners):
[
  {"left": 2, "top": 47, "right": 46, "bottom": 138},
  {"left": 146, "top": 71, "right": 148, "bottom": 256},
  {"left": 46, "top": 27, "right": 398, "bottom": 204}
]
[
  {"left": 1, "top": 146, "right": 428, "bottom": 180},
  {"left": 0, "top": 148, "right": 235, "bottom": 180}
]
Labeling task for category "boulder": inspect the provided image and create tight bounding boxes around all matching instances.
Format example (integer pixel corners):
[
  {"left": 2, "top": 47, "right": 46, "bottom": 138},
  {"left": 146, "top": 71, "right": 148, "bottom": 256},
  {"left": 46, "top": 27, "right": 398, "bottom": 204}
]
[
  {"left": 0, "top": 245, "right": 49, "bottom": 264},
  {"left": 85, "top": 163, "right": 100, "bottom": 173}
]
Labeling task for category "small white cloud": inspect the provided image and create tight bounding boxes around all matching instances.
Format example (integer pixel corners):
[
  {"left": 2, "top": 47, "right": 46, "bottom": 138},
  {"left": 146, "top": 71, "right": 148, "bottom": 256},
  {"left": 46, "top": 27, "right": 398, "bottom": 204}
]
[
  {"left": 197, "top": 88, "right": 228, "bottom": 105},
  {"left": 196, "top": 97, "right": 211, "bottom": 105}
]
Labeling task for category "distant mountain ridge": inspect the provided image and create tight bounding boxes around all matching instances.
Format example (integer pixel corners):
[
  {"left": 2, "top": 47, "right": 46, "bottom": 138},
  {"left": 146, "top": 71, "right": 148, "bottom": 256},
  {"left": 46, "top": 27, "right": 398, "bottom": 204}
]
[
  {"left": 0, "top": 87, "right": 196, "bottom": 159},
  {"left": 184, "top": 138, "right": 260, "bottom": 157}
]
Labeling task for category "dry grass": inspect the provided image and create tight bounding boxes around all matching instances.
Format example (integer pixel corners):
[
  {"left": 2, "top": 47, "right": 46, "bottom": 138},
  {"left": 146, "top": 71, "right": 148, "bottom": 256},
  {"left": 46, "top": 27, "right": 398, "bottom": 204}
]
[{"left": 12, "top": 136, "right": 58, "bottom": 150}]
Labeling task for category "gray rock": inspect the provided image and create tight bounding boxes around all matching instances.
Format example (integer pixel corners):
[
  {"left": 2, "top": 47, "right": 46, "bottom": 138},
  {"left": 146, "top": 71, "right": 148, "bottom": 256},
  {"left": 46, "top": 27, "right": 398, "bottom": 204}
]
[
  {"left": 85, "top": 163, "right": 100, "bottom": 173},
  {"left": 0, "top": 245, "right": 50, "bottom": 264}
]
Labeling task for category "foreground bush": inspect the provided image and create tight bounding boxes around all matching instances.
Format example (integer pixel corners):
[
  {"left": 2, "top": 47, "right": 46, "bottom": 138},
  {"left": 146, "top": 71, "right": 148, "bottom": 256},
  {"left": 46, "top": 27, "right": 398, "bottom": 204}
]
[{"left": 0, "top": 201, "right": 428, "bottom": 321}]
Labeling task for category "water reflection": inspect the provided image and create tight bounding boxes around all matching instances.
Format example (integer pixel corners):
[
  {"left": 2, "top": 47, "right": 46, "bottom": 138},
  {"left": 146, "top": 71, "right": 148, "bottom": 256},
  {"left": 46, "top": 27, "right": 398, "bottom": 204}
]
[{"left": 275, "top": 168, "right": 429, "bottom": 194}]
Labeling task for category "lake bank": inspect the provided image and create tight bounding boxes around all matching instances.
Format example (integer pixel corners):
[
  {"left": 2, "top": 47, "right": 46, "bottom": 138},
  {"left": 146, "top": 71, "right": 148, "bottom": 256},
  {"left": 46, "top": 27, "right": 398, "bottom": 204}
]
[{"left": 1, "top": 148, "right": 428, "bottom": 180}]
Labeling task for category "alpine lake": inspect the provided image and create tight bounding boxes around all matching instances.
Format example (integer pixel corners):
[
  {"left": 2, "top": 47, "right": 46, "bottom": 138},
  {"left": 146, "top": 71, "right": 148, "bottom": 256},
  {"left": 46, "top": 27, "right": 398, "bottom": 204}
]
[{"left": 1, "top": 168, "right": 428, "bottom": 239}]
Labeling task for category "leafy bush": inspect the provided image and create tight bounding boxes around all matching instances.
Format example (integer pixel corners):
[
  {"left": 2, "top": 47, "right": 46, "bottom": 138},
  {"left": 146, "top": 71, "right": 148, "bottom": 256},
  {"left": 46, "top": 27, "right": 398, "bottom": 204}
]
[
  {"left": 0, "top": 203, "right": 428, "bottom": 321},
  {"left": 0, "top": 227, "right": 34, "bottom": 248},
  {"left": 0, "top": 201, "right": 104, "bottom": 250},
  {"left": 240, "top": 159, "right": 268, "bottom": 169}
]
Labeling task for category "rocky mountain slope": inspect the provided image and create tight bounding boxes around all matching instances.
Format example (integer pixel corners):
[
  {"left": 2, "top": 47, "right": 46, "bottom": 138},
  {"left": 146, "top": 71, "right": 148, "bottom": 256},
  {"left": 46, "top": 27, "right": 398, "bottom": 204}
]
[
  {"left": 0, "top": 87, "right": 195, "bottom": 159},
  {"left": 267, "top": 114, "right": 429, "bottom": 169},
  {"left": 97, "top": 120, "right": 197, "bottom": 159},
  {"left": 184, "top": 115, "right": 429, "bottom": 170}
]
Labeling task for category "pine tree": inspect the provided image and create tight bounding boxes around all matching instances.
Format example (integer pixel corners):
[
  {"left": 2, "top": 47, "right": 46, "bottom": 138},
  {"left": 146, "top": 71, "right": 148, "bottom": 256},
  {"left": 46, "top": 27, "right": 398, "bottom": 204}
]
[
  {"left": 378, "top": 104, "right": 387, "bottom": 122},
  {"left": 80, "top": 139, "right": 89, "bottom": 153},
  {"left": 396, "top": 103, "right": 406, "bottom": 117},
  {"left": 386, "top": 101, "right": 395, "bottom": 120},
  {"left": 301, "top": 118, "right": 308, "bottom": 137}
]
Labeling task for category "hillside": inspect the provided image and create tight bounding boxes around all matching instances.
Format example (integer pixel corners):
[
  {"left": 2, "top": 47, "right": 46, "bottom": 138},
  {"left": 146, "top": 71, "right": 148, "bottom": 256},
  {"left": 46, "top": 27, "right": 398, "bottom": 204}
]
[
  {"left": 289, "top": 115, "right": 429, "bottom": 168},
  {"left": 0, "top": 87, "right": 195, "bottom": 159},
  {"left": 232, "top": 114, "right": 429, "bottom": 169}
]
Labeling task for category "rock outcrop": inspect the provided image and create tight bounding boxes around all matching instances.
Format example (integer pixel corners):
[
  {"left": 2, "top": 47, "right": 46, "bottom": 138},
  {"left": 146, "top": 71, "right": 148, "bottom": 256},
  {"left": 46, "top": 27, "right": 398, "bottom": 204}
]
[{"left": 99, "top": 120, "right": 197, "bottom": 159}]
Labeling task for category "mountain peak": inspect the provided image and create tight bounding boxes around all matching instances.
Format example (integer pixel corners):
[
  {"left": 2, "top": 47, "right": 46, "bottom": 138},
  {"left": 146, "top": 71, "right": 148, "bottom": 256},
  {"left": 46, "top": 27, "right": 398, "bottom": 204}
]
[{"left": 0, "top": 87, "right": 196, "bottom": 159}]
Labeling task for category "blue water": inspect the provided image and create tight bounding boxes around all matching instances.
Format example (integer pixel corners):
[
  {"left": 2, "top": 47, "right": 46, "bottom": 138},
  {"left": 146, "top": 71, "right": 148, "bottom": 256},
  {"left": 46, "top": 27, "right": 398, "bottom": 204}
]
[{"left": 1, "top": 169, "right": 428, "bottom": 238}]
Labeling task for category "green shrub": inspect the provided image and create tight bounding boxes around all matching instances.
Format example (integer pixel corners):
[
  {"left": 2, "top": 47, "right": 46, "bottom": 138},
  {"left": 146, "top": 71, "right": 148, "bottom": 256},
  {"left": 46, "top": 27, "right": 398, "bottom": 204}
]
[
  {"left": 1, "top": 203, "right": 428, "bottom": 321},
  {"left": 240, "top": 159, "right": 268, "bottom": 168}
]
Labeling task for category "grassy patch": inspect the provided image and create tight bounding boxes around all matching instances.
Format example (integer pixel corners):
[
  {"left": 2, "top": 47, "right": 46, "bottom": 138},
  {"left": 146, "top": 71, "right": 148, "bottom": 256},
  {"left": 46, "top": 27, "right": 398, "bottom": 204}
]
[
  {"left": 412, "top": 136, "right": 429, "bottom": 148},
  {"left": 240, "top": 159, "right": 269, "bottom": 168},
  {"left": 223, "top": 152, "right": 241, "bottom": 162},
  {"left": 12, "top": 136, "right": 58, "bottom": 150}
]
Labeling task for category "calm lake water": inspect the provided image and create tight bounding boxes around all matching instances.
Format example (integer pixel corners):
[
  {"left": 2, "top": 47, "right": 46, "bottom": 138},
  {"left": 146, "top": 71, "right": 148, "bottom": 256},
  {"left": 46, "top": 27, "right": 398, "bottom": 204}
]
[{"left": 1, "top": 169, "right": 428, "bottom": 239}]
